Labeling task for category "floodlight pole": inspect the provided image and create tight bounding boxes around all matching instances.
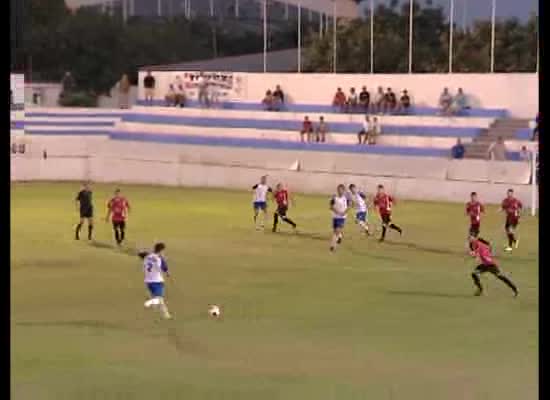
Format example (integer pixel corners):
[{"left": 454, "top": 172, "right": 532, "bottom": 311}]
[
  {"left": 490, "top": 0, "right": 496, "bottom": 73},
  {"left": 408, "top": 0, "right": 414, "bottom": 74}
]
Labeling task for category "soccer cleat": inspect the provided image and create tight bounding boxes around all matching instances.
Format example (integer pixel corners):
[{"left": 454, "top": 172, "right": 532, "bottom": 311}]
[
  {"left": 337, "top": 237, "right": 342, "bottom": 244},
  {"left": 329, "top": 246, "right": 335, "bottom": 252},
  {"left": 474, "top": 289, "right": 483, "bottom": 297},
  {"left": 504, "top": 246, "right": 513, "bottom": 252},
  {"left": 513, "top": 289, "right": 519, "bottom": 298}
]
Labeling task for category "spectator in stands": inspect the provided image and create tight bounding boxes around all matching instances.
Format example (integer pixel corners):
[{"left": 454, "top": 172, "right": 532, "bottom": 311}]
[
  {"left": 451, "top": 88, "right": 469, "bottom": 115},
  {"left": 398, "top": 90, "right": 411, "bottom": 114},
  {"left": 174, "top": 75, "right": 186, "bottom": 107},
  {"left": 61, "top": 71, "right": 75, "bottom": 94},
  {"left": 273, "top": 85, "right": 285, "bottom": 104},
  {"left": 333, "top": 88, "right": 346, "bottom": 112},
  {"left": 357, "top": 116, "right": 371, "bottom": 145},
  {"left": 451, "top": 138, "right": 465, "bottom": 159},
  {"left": 488, "top": 136, "right": 508, "bottom": 161},
  {"left": 60, "top": 71, "right": 76, "bottom": 103},
  {"left": 359, "top": 86, "right": 370, "bottom": 113},
  {"left": 374, "top": 87, "right": 385, "bottom": 114},
  {"left": 197, "top": 72, "right": 209, "bottom": 107},
  {"left": 300, "top": 116, "right": 314, "bottom": 143},
  {"left": 439, "top": 87, "right": 453, "bottom": 115},
  {"left": 262, "top": 90, "right": 274, "bottom": 111},
  {"left": 165, "top": 84, "right": 178, "bottom": 106},
  {"left": 347, "top": 88, "right": 358, "bottom": 112},
  {"left": 519, "top": 145, "right": 530, "bottom": 162},
  {"left": 316, "top": 116, "right": 328, "bottom": 143},
  {"left": 384, "top": 88, "right": 397, "bottom": 114},
  {"left": 370, "top": 117, "right": 382, "bottom": 145},
  {"left": 118, "top": 74, "right": 131, "bottom": 109},
  {"left": 143, "top": 71, "right": 156, "bottom": 106}
]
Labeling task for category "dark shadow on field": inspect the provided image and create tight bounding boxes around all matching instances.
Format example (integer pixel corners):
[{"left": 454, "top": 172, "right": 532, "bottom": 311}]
[
  {"left": 274, "top": 230, "right": 326, "bottom": 241},
  {"left": 386, "top": 290, "right": 474, "bottom": 299},
  {"left": 382, "top": 240, "right": 467, "bottom": 257},
  {"left": 88, "top": 240, "right": 140, "bottom": 257},
  {"left": 15, "top": 319, "right": 206, "bottom": 355}
]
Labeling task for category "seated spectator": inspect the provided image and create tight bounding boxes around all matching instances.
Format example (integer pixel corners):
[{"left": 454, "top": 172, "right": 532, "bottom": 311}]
[
  {"left": 357, "top": 116, "right": 371, "bottom": 145},
  {"left": 384, "top": 88, "right": 397, "bottom": 114},
  {"left": 300, "top": 116, "right": 313, "bottom": 143},
  {"left": 439, "top": 87, "right": 453, "bottom": 115},
  {"left": 373, "top": 87, "right": 384, "bottom": 114},
  {"left": 273, "top": 85, "right": 285, "bottom": 105},
  {"left": 451, "top": 138, "right": 465, "bottom": 159},
  {"left": 332, "top": 88, "right": 346, "bottom": 111},
  {"left": 398, "top": 90, "right": 411, "bottom": 114},
  {"left": 451, "top": 88, "right": 469, "bottom": 115},
  {"left": 174, "top": 75, "right": 186, "bottom": 107},
  {"left": 262, "top": 90, "right": 274, "bottom": 111},
  {"left": 370, "top": 117, "right": 381, "bottom": 145},
  {"left": 519, "top": 145, "right": 530, "bottom": 162},
  {"left": 316, "top": 116, "right": 328, "bottom": 143},
  {"left": 346, "top": 87, "right": 358, "bottom": 112},
  {"left": 487, "top": 136, "right": 507, "bottom": 161},
  {"left": 165, "top": 84, "right": 177, "bottom": 106},
  {"left": 359, "top": 86, "right": 370, "bottom": 113}
]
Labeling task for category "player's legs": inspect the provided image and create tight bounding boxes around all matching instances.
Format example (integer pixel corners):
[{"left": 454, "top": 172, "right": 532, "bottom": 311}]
[
  {"left": 261, "top": 206, "right": 267, "bottom": 229},
  {"left": 488, "top": 267, "right": 519, "bottom": 296},
  {"left": 279, "top": 207, "right": 297, "bottom": 229},
  {"left": 119, "top": 221, "right": 126, "bottom": 244},
  {"left": 330, "top": 219, "right": 345, "bottom": 251},
  {"left": 471, "top": 265, "right": 488, "bottom": 295},
  {"left": 87, "top": 217, "right": 94, "bottom": 240},
  {"left": 272, "top": 212, "right": 279, "bottom": 232},
  {"left": 356, "top": 212, "right": 369, "bottom": 235},
  {"left": 380, "top": 214, "right": 397, "bottom": 241},
  {"left": 75, "top": 217, "right": 85, "bottom": 240},
  {"left": 145, "top": 283, "right": 171, "bottom": 318},
  {"left": 112, "top": 221, "right": 121, "bottom": 244},
  {"left": 505, "top": 220, "right": 519, "bottom": 251},
  {"left": 468, "top": 224, "right": 480, "bottom": 250}
]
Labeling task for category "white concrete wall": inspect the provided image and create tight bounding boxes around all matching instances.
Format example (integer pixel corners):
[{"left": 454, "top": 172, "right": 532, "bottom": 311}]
[
  {"left": 13, "top": 135, "right": 535, "bottom": 205},
  {"left": 10, "top": 155, "right": 532, "bottom": 206},
  {"left": 139, "top": 72, "right": 538, "bottom": 119}
]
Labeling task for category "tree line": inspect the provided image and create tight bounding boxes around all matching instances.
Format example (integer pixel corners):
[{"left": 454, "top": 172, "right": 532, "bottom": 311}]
[{"left": 26, "top": 0, "right": 537, "bottom": 97}]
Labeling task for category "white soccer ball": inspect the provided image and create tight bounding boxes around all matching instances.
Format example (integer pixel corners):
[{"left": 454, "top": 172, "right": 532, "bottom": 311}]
[{"left": 208, "top": 305, "right": 221, "bottom": 318}]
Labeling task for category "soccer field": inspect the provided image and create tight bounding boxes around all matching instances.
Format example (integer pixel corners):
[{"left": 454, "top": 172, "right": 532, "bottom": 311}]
[{"left": 11, "top": 182, "right": 538, "bottom": 400}]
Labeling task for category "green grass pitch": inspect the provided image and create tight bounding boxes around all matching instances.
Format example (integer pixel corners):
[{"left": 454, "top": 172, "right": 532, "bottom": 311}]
[{"left": 11, "top": 182, "right": 538, "bottom": 400}]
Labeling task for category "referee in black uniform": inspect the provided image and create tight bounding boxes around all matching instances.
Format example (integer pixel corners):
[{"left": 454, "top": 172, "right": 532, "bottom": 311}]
[{"left": 75, "top": 182, "right": 94, "bottom": 240}]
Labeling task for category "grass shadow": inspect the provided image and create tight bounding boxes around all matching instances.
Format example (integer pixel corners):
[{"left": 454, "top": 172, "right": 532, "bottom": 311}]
[
  {"left": 386, "top": 290, "right": 474, "bottom": 299},
  {"left": 383, "top": 241, "right": 466, "bottom": 257}
]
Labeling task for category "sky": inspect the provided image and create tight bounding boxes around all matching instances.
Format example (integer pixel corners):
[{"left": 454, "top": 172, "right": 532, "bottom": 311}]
[
  {"left": 359, "top": 0, "right": 538, "bottom": 26},
  {"left": 66, "top": 0, "right": 539, "bottom": 26}
]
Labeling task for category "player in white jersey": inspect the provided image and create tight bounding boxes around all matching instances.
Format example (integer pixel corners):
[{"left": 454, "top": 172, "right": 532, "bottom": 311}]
[
  {"left": 348, "top": 184, "right": 370, "bottom": 236},
  {"left": 251, "top": 175, "right": 272, "bottom": 230},
  {"left": 138, "top": 243, "right": 171, "bottom": 320},
  {"left": 329, "top": 184, "right": 349, "bottom": 252}
]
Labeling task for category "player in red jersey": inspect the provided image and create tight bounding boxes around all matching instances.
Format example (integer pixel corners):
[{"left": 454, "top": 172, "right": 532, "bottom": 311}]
[
  {"left": 501, "top": 189, "right": 523, "bottom": 252},
  {"left": 465, "top": 192, "right": 485, "bottom": 246},
  {"left": 469, "top": 237, "right": 518, "bottom": 297},
  {"left": 272, "top": 183, "right": 297, "bottom": 232},
  {"left": 373, "top": 185, "right": 402, "bottom": 242},
  {"left": 105, "top": 188, "right": 131, "bottom": 245}
]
